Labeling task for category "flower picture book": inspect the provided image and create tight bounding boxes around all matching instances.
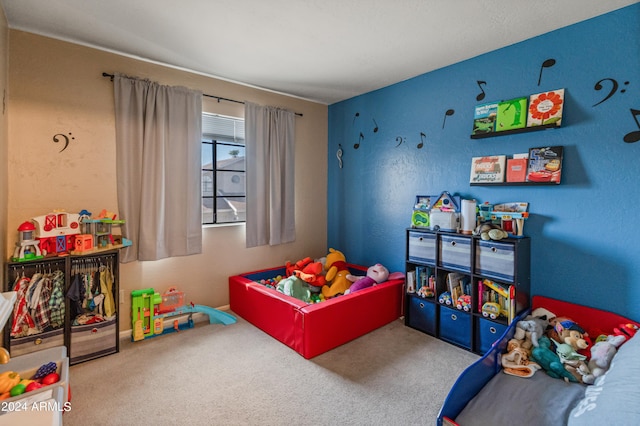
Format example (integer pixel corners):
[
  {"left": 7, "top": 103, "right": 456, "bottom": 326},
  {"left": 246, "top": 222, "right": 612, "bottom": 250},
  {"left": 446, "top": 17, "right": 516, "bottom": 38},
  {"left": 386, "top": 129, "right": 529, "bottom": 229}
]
[{"left": 527, "top": 89, "right": 565, "bottom": 127}]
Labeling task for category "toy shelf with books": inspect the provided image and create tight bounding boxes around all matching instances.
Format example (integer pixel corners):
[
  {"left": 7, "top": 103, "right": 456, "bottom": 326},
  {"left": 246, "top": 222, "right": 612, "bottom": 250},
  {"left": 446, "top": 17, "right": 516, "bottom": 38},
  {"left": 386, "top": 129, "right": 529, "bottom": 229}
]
[{"left": 404, "top": 227, "right": 530, "bottom": 355}]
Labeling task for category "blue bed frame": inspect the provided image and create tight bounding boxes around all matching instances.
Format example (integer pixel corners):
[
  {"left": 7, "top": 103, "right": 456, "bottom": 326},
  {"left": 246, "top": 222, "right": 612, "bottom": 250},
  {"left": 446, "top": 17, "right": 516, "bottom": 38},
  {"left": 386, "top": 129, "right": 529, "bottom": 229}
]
[{"left": 436, "top": 309, "right": 529, "bottom": 425}]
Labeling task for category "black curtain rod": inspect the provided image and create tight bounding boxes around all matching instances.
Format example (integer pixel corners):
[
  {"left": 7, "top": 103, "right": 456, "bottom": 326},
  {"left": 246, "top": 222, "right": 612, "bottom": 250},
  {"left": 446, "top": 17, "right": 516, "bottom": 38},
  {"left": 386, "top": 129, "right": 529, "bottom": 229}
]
[{"left": 102, "top": 73, "right": 302, "bottom": 117}]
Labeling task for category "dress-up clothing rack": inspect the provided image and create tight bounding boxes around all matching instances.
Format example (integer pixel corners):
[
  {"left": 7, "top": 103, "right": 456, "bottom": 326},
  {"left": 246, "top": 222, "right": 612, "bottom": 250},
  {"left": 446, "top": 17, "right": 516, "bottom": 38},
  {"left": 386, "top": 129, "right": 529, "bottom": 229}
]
[
  {"left": 5, "top": 250, "right": 121, "bottom": 365},
  {"left": 68, "top": 255, "right": 117, "bottom": 325},
  {"left": 8, "top": 259, "right": 66, "bottom": 338}
]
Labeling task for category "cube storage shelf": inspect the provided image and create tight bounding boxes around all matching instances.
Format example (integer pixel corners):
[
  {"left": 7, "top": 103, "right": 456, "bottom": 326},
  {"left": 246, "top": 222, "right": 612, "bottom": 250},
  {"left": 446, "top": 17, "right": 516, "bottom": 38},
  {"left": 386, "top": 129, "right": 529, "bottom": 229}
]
[
  {"left": 405, "top": 228, "right": 530, "bottom": 354},
  {"left": 5, "top": 250, "right": 120, "bottom": 365}
]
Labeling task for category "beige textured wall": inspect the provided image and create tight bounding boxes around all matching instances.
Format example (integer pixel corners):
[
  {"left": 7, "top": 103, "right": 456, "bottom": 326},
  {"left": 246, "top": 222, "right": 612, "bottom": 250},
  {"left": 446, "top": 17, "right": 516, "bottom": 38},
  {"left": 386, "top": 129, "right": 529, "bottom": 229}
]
[
  {"left": 7, "top": 30, "right": 328, "bottom": 331},
  {"left": 0, "top": 9, "right": 8, "bottom": 292}
]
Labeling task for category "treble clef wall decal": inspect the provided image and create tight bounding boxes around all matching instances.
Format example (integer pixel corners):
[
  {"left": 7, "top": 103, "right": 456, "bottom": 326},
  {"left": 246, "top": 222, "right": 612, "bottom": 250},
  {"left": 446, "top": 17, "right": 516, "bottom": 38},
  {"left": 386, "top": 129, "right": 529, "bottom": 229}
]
[{"left": 53, "top": 132, "right": 74, "bottom": 152}]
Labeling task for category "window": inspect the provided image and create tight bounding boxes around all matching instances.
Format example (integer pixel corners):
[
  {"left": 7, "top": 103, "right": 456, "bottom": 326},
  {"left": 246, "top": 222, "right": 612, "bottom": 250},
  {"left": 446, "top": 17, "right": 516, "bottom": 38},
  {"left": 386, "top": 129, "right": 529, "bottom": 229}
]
[{"left": 201, "top": 113, "right": 245, "bottom": 225}]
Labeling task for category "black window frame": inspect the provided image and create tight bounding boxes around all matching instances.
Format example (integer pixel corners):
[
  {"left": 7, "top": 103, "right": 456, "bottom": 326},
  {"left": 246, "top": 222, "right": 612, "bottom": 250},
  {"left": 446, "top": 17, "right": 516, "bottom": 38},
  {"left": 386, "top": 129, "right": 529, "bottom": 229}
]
[{"left": 201, "top": 114, "right": 246, "bottom": 225}]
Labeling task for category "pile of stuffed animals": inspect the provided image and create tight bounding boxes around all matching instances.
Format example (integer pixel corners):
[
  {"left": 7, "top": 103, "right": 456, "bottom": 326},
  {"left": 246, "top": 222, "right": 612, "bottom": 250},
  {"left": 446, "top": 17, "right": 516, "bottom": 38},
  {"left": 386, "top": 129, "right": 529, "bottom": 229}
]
[
  {"left": 501, "top": 306, "right": 638, "bottom": 385},
  {"left": 268, "top": 248, "right": 403, "bottom": 303}
]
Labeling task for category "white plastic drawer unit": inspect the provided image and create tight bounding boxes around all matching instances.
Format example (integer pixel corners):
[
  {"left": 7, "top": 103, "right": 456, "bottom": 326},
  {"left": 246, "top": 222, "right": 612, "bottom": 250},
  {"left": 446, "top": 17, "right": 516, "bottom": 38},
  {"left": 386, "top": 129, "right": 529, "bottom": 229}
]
[
  {"left": 475, "top": 239, "right": 515, "bottom": 282},
  {"left": 408, "top": 231, "right": 436, "bottom": 265},
  {"left": 439, "top": 234, "right": 471, "bottom": 272}
]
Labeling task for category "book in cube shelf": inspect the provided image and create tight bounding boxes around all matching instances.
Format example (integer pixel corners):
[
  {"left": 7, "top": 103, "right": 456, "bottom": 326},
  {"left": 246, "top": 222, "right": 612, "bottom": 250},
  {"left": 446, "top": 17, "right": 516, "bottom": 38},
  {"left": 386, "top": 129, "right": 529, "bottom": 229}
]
[
  {"left": 526, "top": 146, "right": 563, "bottom": 183},
  {"left": 414, "top": 266, "right": 435, "bottom": 298},
  {"left": 470, "top": 155, "right": 506, "bottom": 183}
]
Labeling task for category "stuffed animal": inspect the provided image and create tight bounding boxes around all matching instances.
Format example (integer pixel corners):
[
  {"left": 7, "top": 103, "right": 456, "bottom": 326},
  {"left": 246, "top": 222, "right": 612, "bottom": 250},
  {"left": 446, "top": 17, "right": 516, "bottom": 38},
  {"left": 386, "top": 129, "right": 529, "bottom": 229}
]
[
  {"left": 613, "top": 323, "right": 638, "bottom": 340},
  {"left": 346, "top": 263, "right": 390, "bottom": 294},
  {"left": 473, "top": 223, "right": 508, "bottom": 241},
  {"left": 321, "top": 248, "right": 352, "bottom": 298},
  {"left": 276, "top": 275, "right": 311, "bottom": 302},
  {"left": 582, "top": 334, "right": 626, "bottom": 385},
  {"left": 548, "top": 317, "right": 589, "bottom": 352},
  {"left": 514, "top": 315, "right": 549, "bottom": 349},
  {"left": 552, "top": 338, "right": 590, "bottom": 383},
  {"left": 285, "top": 257, "right": 313, "bottom": 277},
  {"left": 293, "top": 260, "right": 326, "bottom": 290},
  {"left": 345, "top": 263, "right": 404, "bottom": 294},
  {"left": 284, "top": 257, "right": 327, "bottom": 292},
  {"left": 501, "top": 345, "right": 540, "bottom": 378},
  {"left": 530, "top": 336, "right": 579, "bottom": 383}
]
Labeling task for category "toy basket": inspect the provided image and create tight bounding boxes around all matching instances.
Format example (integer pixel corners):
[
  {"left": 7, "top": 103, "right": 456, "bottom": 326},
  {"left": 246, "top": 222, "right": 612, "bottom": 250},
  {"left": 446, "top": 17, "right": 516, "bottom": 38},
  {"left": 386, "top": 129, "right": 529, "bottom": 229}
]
[{"left": 158, "top": 287, "right": 185, "bottom": 313}]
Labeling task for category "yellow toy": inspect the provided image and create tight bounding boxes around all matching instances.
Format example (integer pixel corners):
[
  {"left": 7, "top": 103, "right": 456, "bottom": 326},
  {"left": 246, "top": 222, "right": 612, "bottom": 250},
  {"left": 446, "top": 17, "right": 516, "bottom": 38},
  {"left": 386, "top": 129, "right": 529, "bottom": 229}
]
[{"left": 321, "top": 248, "right": 352, "bottom": 298}]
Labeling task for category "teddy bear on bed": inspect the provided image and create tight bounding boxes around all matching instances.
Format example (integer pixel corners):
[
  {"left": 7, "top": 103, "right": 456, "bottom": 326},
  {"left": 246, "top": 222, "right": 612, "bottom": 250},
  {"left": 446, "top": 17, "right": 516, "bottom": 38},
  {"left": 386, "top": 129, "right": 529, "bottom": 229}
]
[
  {"left": 321, "top": 248, "right": 352, "bottom": 299},
  {"left": 345, "top": 263, "right": 404, "bottom": 294}
]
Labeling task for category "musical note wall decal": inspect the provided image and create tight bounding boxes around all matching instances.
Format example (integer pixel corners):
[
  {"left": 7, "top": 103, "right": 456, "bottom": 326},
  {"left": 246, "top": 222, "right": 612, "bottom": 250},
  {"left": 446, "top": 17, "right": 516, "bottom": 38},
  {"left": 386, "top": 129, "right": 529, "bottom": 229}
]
[
  {"left": 417, "top": 132, "right": 426, "bottom": 149},
  {"left": 592, "top": 78, "right": 630, "bottom": 107},
  {"left": 352, "top": 112, "right": 360, "bottom": 125},
  {"left": 53, "top": 132, "right": 74, "bottom": 152},
  {"left": 442, "top": 109, "right": 455, "bottom": 129},
  {"left": 623, "top": 109, "right": 640, "bottom": 143},
  {"left": 354, "top": 132, "right": 364, "bottom": 149},
  {"left": 537, "top": 58, "right": 556, "bottom": 86},
  {"left": 372, "top": 118, "right": 379, "bottom": 133},
  {"left": 395, "top": 136, "right": 405, "bottom": 147},
  {"left": 476, "top": 81, "right": 487, "bottom": 101}
]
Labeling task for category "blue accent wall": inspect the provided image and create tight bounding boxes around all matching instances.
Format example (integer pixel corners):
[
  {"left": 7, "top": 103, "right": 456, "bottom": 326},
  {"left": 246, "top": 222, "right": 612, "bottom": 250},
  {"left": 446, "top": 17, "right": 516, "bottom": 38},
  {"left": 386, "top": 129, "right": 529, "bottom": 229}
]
[{"left": 327, "top": 4, "right": 640, "bottom": 322}]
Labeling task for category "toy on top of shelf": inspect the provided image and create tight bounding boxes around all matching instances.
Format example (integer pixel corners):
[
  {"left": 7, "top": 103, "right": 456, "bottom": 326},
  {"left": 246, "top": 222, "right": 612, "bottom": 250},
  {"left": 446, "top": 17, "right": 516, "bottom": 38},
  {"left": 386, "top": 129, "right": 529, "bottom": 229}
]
[
  {"left": 11, "top": 222, "right": 44, "bottom": 262},
  {"left": 429, "top": 191, "right": 462, "bottom": 232},
  {"left": 31, "top": 210, "right": 81, "bottom": 256},
  {"left": 491, "top": 202, "right": 529, "bottom": 238},
  {"left": 72, "top": 209, "right": 132, "bottom": 255}
]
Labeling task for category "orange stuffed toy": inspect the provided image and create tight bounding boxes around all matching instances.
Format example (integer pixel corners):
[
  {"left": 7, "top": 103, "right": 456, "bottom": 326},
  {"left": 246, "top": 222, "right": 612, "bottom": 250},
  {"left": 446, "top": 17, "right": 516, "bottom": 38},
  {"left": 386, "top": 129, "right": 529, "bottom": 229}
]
[
  {"left": 285, "top": 257, "right": 326, "bottom": 289},
  {"left": 321, "top": 248, "right": 352, "bottom": 299}
]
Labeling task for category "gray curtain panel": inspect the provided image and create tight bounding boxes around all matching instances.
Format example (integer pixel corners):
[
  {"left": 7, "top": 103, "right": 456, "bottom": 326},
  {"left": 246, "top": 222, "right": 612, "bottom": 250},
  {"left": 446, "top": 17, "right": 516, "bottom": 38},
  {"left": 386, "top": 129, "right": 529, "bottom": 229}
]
[
  {"left": 244, "top": 101, "right": 296, "bottom": 248},
  {"left": 113, "top": 74, "right": 203, "bottom": 262}
]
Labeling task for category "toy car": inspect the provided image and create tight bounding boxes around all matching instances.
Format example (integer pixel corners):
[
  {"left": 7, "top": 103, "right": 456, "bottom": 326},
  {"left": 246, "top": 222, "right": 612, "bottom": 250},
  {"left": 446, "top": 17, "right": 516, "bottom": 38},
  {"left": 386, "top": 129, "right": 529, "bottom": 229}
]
[
  {"left": 482, "top": 302, "right": 501, "bottom": 319},
  {"left": 456, "top": 295, "right": 471, "bottom": 311},
  {"left": 438, "top": 291, "right": 452, "bottom": 305}
]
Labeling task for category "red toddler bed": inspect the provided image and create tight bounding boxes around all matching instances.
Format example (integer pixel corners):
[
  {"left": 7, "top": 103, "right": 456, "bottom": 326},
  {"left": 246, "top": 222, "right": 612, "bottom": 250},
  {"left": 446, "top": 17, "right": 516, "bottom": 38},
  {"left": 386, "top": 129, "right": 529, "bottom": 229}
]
[{"left": 229, "top": 264, "right": 405, "bottom": 359}]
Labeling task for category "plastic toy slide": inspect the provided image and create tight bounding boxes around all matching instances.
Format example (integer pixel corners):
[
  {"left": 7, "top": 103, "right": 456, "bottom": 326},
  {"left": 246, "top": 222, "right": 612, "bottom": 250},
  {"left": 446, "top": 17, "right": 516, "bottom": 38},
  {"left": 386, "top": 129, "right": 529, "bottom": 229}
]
[{"left": 184, "top": 304, "right": 237, "bottom": 325}]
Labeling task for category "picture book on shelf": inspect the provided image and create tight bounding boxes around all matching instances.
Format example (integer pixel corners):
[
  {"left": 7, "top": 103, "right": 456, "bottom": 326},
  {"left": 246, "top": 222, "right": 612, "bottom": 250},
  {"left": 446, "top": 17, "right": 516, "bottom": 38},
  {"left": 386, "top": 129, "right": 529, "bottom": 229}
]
[
  {"left": 526, "top": 146, "right": 563, "bottom": 183},
  {"left": 472, "top": 102, "right": 498, "bottom": 135},
  {"left": 526, "top": 88, "right": 564, "bottom": 127},
  {"left": 470, "top": 155, "right": 506, "bottom": 183},
  {"left": 496, "top": 97, "right": 528, "bottom": 132},
  {"left": 506, "top": 153, "right": 529, "bottom": 183}
]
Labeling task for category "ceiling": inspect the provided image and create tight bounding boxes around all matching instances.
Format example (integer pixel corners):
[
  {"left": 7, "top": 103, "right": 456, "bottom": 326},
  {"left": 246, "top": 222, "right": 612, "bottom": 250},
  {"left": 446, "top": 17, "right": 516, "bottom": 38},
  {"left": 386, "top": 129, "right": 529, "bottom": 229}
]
[{"left": 1, "top": 0, "right": 637, "bottom": 104}]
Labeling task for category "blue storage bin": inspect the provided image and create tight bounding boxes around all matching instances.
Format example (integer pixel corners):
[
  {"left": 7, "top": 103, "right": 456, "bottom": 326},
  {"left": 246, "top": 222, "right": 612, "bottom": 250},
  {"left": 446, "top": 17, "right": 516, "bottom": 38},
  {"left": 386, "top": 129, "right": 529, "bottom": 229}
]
[
  {"left": 408, "top": 296, "right": 437, "bottom": 335},
  {"left": 475, "top": 317, "right": 508, "bottom": 354},
  {"left": 439, "top": 306, "right": 472, "bottom": 349}
]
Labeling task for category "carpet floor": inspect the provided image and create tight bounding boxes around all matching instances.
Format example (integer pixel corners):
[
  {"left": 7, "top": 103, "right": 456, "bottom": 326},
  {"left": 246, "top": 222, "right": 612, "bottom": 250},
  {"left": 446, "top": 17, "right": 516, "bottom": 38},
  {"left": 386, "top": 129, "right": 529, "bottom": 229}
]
[{"left": 63, "top": 313, "right": 478, "bottom": 426}]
